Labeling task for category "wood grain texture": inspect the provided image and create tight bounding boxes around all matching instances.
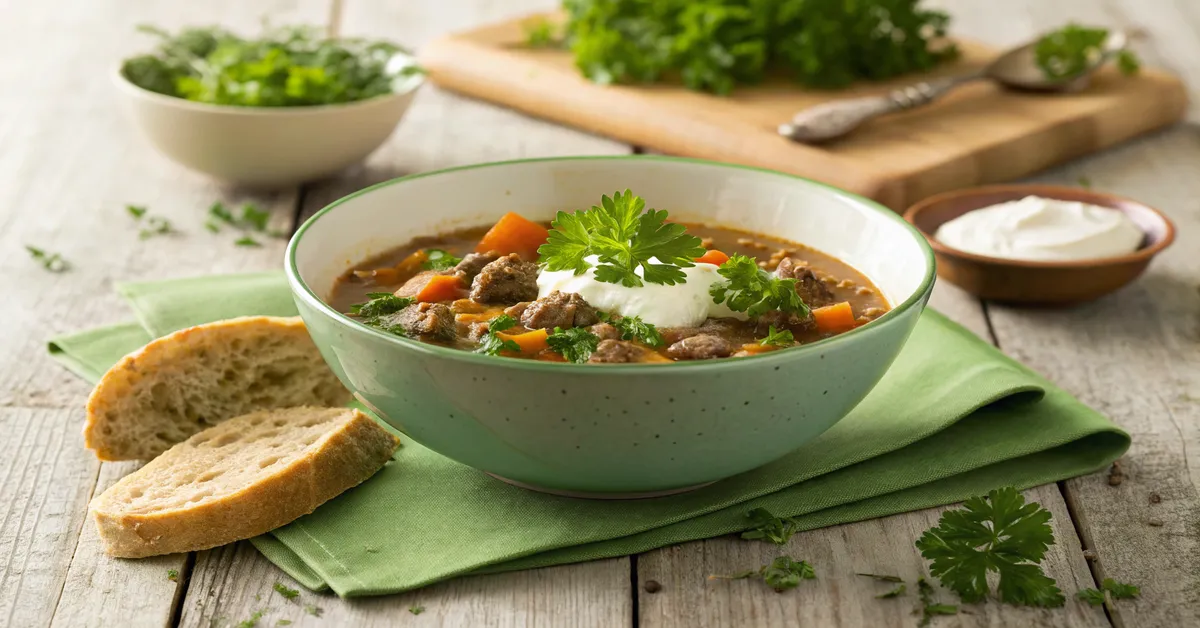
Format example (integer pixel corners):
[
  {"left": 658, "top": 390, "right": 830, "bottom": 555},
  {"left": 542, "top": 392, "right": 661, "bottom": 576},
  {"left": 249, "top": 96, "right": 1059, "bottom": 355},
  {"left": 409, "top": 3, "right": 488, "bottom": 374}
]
[
  {"left": 638, "top": 485, "right": 1105, "bottom": 628},
  {"left": 420, "top": 12, "right": 1187, "bottom": 209},
  {"left": 0, "top": 1, "right": 322, "bottom": 626}
]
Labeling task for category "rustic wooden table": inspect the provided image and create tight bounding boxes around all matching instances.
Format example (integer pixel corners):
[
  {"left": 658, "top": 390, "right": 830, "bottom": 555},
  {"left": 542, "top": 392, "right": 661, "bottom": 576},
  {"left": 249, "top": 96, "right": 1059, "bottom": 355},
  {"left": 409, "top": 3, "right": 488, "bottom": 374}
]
[{"left": 3, "top": 1, "right": 1197, "bottom": 626}]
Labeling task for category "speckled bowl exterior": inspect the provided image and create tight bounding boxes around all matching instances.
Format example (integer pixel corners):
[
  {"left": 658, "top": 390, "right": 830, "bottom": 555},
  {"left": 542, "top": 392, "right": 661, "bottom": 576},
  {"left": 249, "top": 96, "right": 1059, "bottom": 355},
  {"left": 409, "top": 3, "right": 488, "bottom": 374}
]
[{"left": 287, "top": 156, "right": 935, "bottom": 495}]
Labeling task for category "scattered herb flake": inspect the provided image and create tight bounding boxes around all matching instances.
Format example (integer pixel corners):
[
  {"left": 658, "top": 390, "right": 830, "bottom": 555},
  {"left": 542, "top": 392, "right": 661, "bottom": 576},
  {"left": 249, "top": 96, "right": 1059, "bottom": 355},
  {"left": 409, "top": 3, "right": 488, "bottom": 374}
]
[
  {"left": 538, "top": 190, "right": 705, "bottom": 288},
  {"left": 607, "top": 314, "right": 665, "bottom": 348},
  {"left": 273, "top": 582, "right": 300, "bottom": 600},
  {"left": 303, "top": 604, "right": 323, "bottom": 617},
  {"left": 710, "top": 556, "right": 814, "bottom": 593},
  {"left": 209, "top": 201, "right": 236, "bottom": 225},
  {"left": 204, "top": 220, "right": 222, "bottom": 233},
  {"left": 422, "top": 249, "right": 463, "bottom": 271},
  {"left": 25, "top": 246, "right": 70, "bottom": 273},
  {"left": 126, "top": 204, "right": 148, "bottom": 219},
  {"left": 1077, "top": 176, "right": 1092, "bottom": 189},
  {"left": 1078, "top": 578, "right": 1140, "bottom": 606},
  {"left": 711, "top": 254, "right": 809, "bottom": 318},
  {"left": 877, "top": 583, "right": 906, "bottom": 599},
  {"left": 237, "top": 609, "right": 266, "bottom": 628},
  {"left": 857, "top": 573, "right": 904, "bottom": 583},
  {"left": 167, "top": 569, "right": 179, "bottom": 582},
  {"left": 139, "top": 215, "right": 174, "bottom": 240},
  {"left": 476, "top": 314, "right": 521, "bottom": 356},
  {"left": 234, "top": 235, "right": 262, "bottom": 247},
  {"left": 277, "top": 621, "right": 293, "bottom": 627},
  {"left": 547, "top": 326, "right": 601, "bottom": 363},
  {"left": 240, "top": 203, "right": 270, "bottom": 231},
  {"left": 759, "top": 325, "right": 795, "bottom": 347},
  {"left": 917, "top": 577, "right": 957, "bottom": 626},
  {"left": 916, "top": 487, "right": 1065, "bottom": 607},
  {"left": 740, "top": 508, "right": 799, "bottom": 545},
  {"left": 409, "top": 605, "right": 425, "bottom": 615}
]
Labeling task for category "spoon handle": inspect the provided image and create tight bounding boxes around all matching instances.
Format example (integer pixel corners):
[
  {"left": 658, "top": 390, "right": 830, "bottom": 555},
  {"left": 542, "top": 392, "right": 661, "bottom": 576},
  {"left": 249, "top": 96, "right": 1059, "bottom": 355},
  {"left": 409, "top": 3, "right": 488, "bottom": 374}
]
[{"left": 778, "top": 73, "right": 985, "bottom": 143}]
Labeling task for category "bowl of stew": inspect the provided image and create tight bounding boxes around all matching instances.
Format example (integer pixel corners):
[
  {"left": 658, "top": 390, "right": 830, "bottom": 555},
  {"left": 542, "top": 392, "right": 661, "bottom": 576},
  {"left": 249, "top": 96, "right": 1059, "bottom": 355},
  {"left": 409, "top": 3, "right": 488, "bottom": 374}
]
[{"left": 287, "top": 156, "right": 935, "bottom": 496}]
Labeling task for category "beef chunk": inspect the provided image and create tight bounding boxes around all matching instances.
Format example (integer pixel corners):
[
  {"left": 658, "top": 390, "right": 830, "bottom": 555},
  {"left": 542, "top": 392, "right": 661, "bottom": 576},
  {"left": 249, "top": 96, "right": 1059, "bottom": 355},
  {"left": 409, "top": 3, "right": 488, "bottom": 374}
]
[
  {"left": 520, "top": 291, "right": 601, "bottom": 330},
  {"left": 775, "top": 257, "right": 836, "bottom": 308},
  {"left": 470, "top": 253, "right": 538, "bottom": 304},
  {"left": 381, "top": 302, "right": 455, "bottom": 340},
  {"left": 660, "top": 318, "right": 741, "bottom": 345},
  {"left": 589, "top": 322, "right": 620, "bottom": 341},
  {"left": 454, "top": 251, "right": 500, "bottom": 281},
  {"left": 589, "top": 339, "right": 647, "bottom": 364},
  {"left": 666, "top": 334, "right": 734, "bottom": 360},
  {"left": 504, "top": 302, "right": 530, "bottom": 319}
]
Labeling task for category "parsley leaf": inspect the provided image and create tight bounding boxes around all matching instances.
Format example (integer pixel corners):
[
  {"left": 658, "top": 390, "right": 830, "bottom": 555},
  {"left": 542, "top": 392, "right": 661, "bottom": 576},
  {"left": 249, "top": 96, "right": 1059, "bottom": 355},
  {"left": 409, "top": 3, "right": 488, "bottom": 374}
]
[
  {"left": 538, "top": 190, "right": 705, "bottom": 288},
  {"left": 1078, "top": 578, "right": 1140, "bottom": 606},
  {"left": 122, "top": 24, "right": 422, "bottom": 107},
  {"left": 857, "top": 573, "right": 904, "bottom": 582},
  {"left": 349, "top": 293, "right": 415, "bottom": 336},
  {"left": 476, "top": 314, "right": 521, "bottom": 356},
  {"left": 740, "top": 508, "right": 799, "bottom": 545},
  {"left": 303, "top": 604, "right": 323, "bottom": 617},
  {"left": 126, "top": 204, "right": 148, "bottom": 219},
  {"left": 273, "top": 582, "right": 300, "bottom": 600},
  {"left": 759, "top": 325, "right": 794, "bottom": 347},
  {"left": 139, "top": 216, "right": 174, "bottom": 240},
  {"left": 916, "top": 487, "right": 1065, "bottom": 607},
  {"left": 240, "top": 203, "right": 270, "bottom": 231},
  {"left": 422, "top": 249, "right": 462, "bottom": 271},
  {"left": 25, "top": 246, "right": 70, "bottom": 272},
  {"left": 167, "top": 569, "right": 179, "bottom": 582},
  {"left": 709, "top": 556, "right": 815, "bottom": 593},
  {"left": 409, "top": 605, "right": 425, "bottom": 615},
  {"left": 917, "top": 577, "right": 958, "bottom": 626},
  {"left": 1035, "top": 24, "right": 1140, "bottom": 80},
  {"left": 237, "top": 609, "right": 266, "bottom": 628},
  {"left": 710, "top": 254, "right": 809, "bottom": 318},
  {"left": 877, "top": 583, "right": 906, "bottom": 599},
  {"left": 607, "top": 314, "right": 664, "bottom": 348},
  {"left": 547, "top": 327, "right": 600, "bottom": 363},
  {"left": 234, "top": 235, "right": 262, "bottom": 247}
]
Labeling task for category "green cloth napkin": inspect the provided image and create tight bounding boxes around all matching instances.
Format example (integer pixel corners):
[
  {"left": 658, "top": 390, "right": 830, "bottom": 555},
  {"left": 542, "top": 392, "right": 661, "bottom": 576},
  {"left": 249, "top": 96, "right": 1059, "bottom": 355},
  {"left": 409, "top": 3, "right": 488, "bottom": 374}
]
[{"left": 49, "top": 273, "right": 1130, "bottom": 597}]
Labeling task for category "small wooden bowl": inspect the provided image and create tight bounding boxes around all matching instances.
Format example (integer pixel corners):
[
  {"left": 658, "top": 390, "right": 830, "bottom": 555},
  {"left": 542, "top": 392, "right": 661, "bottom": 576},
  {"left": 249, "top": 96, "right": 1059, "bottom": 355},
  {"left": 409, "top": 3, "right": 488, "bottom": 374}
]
[{"left": 904, "top": 184, "right": 1175, "bottom": 305}]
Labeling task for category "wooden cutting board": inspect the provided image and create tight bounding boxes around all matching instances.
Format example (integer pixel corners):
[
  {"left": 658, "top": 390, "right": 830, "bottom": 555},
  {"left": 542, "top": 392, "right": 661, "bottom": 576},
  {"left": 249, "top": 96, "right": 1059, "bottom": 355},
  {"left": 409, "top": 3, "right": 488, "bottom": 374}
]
[{"left": 421, "top": 13, "right": 1188, "bottom": 210}]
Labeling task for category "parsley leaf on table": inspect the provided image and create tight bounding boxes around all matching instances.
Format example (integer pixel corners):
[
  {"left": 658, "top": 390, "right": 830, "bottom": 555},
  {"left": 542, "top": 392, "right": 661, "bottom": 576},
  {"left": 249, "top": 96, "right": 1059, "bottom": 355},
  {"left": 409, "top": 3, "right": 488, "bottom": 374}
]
[
  {"left": 476, "top": 314, "right": 522, "bottom": 356},
  {"left": 234, "top": 236, "right": 262, "bottom": 247},
  {"left": 126, "top": 204, "right": 148, "bottom": 219},
  {"left": 236, "top": 609, "right": 266, "bottom": 628},
  {"left": 167, "top": 569, "right": 179, "bottom": 582},
  {"left": 126, "top": 204, "right": 174, "bottom": 239},
  {"left": 538, "top": 190, "right": 705, "bottom": 288},
  {"left": 710, "top": 254, "right": 809, "bottom": 318},
  {"left": 917, "top": 577, "right": 958, "bottom": 626},
  {"left": 409, "top": 605, "right": 425, "bottom": 615},
  {"left": 740, "top": 508, "right": 799, "bottom": 545},
  {"left": 710, "top": 556, "right": 815, "bottom": 593},
  {"left": 759, "top": 325, "right": 794, "bottom": 347},
  {"left": 1078, "top": 578, "right": 1140, "bottom": 606},
  {"left": 303, "top": 604, "right": 323, "bottom": 617},
  {"left": 422, "top": 249, "right": 462, "bottom": 271},
  {"left": 607, "top": 314, "right": 664, "bottom": 348},
  {"left": 916, "top": 487, "right": 1065, "bottom": 607},
  {"left": 273, "top": 582, "right": 300, "bottom": 600},
  {"left": 547, "top": 327, "right": 600, "bottom": 363},
  {"left": 877, "top": 584, "right": 906, "bottom": 599},
  {"left": 1034, "top": 24, "right": 1140, "bottom": 80},
  {"left": 25, "top": 246, "right": 70, "bottom": 272},
  {"left": 857, "top": 573, "right": 904, "bottom": 582}
]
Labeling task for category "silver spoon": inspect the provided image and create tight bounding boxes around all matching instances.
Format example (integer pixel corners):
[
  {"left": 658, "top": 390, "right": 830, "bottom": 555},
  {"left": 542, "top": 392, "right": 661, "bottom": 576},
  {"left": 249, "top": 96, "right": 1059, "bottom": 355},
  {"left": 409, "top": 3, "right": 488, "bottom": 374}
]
[{"left": 778, "top": 30, "right": 1129, "bottom": 144}]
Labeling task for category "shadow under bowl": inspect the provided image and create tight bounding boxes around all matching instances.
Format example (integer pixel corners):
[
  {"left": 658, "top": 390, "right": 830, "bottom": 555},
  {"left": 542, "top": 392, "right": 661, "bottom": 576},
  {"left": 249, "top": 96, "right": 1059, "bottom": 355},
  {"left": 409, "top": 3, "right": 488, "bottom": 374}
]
[{"left": 904, "top": 184, "right": 1175, "bottom": 305}]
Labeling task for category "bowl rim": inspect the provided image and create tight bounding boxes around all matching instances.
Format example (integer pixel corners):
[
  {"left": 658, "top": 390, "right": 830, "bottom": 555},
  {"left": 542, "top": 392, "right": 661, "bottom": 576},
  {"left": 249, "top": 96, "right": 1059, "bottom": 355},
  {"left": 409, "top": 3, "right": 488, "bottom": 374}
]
[
  {"left": 111, "top": 62, "right": 425, "bottom": 116},
  {"left": 903, "top": 183, "right": 1176, "bottom": 269},
  {"left": 285, "top": 155, "right": 937, "bottom": 373}
]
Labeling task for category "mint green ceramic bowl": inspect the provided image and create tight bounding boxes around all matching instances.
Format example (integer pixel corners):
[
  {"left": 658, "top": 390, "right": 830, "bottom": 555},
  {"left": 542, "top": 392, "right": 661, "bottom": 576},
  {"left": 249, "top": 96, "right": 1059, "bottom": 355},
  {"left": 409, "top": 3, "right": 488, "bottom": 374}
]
[{"left": 286, "top": 156, "right": 935, "bottom": 497}]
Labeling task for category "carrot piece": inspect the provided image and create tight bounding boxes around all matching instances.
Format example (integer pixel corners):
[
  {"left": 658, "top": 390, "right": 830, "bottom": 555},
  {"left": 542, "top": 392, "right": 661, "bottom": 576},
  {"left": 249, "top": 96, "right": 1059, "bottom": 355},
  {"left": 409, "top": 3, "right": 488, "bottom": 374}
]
[
  {"left": 812, "top": 302, "right": 857, "bottom": 334},
  {"left": 415, "top": 274, "right": 466, "bottom": 303},
  {"left": 476, "top": 212, "right": 550, "bottom": 261},
  {"left": 694, "top": 249, "right": 730, "bottom": 266},
  {"left": 498, "top": 328, "right": 549, "bottom": 355}
]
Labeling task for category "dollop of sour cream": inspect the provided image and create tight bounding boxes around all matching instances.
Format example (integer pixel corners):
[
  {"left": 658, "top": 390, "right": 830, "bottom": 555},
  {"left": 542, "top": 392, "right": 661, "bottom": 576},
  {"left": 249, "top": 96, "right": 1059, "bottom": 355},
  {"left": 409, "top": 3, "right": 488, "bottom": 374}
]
[
  {"left": 537, "top": 256, "right": 745, "bottom": 328},
  {"left": 934, "top": 196, "right": 1143, "bottom": 262}
]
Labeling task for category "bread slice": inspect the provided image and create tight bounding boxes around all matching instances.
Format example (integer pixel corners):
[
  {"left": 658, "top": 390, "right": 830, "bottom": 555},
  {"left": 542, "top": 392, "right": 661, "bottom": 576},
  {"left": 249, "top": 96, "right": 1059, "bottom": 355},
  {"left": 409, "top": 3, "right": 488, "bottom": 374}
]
[
  {"left": 90, "top": 407, "right": 399, "bottom": 558},
  {"left": 85, "top": 316, "right": 351, "bottom": 461}
]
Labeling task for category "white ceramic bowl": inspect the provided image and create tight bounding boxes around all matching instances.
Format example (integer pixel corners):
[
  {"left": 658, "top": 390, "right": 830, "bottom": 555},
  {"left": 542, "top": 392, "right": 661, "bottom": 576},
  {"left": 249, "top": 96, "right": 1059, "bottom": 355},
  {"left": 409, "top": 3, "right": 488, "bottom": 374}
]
[
  {"left": 113, "top": 67, "right": 423, "bottom": 187},
  {"left": 287, "top": 156, "right": 937, "bottom": 496}
]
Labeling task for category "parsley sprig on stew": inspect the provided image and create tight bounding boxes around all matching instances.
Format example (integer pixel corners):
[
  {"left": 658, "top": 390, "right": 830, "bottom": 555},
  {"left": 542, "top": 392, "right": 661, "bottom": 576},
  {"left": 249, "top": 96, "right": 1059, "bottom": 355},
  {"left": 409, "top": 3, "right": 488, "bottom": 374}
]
[
  {"left": 710, "top": 254, "right": 810, "bottom": 318},
  {"left": 349, "top": 292, "right": 415, "bottom": 336},
  {"left": 538, "top": 190, "right": 706, "bottom": 288},
  {"left": 547, "top": 327, "right": 601, "bottom": 363},
  {"left": 476, "top": 314, "right": 522, "bottom": 356}
]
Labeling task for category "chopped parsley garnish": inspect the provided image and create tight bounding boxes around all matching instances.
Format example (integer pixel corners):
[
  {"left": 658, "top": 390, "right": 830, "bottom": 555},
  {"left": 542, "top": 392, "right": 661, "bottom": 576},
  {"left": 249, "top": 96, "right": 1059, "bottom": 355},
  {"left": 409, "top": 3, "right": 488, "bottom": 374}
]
[
  {"left": 538, "top": 190, "right": 705, "bottom": 288},
  {"left": 167, "top": 569, "right": 179, "bottom": 582},
  {"left": 236, "top": 609, "right": 266, "bottom": 628},
  {"left": 126, "top": 204, "right": 174, "bottom": 239},
  {"left": 740, "top": 508, "right": 800, "bottom": 545},
  {"left": 1078, "top": 578, "right": 1140, "bottom": 606},
  {"left": 916, "top": 487, "right": 1065, "bottom": 607},
  {"left": 234, "top": 236, "right": 262, "bottom": 247},
  {"left": 710, "top": 556, "right": 815, "bottom": 592},
  {"left": 857, "top": 573, "right": 903, "bottom": 582},
  {"left": 422, "top": 249, "right": 462, "bottom": 271},
  {"left": 208, "top": 200, "right": 285, "bottom": 244},
  {"left": 710, "top": 254, "right": 809, "bottom": 318},
  {"left": 759, "top": 325, "right": 794, "bottom": 347},
  {"left": 303, "top": 604, "right": 323, "bottom": 617},
  {"left": 349, "top": 292, "right": 414, "bottom": 336},
  {"left": 1034, "top": 24, "right": 1140, "bottom": 80},
  {"left": 877, "top": 583, "right": 906, "bottom": 599},
  {"left": 25, "top": 246, "right": 70, "bottom": 272},
  {"left": 126, "top": 205, "right": 148, "bottom": 219},
  {"left": 409, "top": 605, "right": 425, "bottom": 615},
  {"left": 277, "top": 621, "right": 292, "bottom": 627},
  {"left": 547, "top": 327, "right": 600, "bottom": 363},
  {"left": 607, "top": 314, "right": 664, "bottom": 348},
  {"left": 476, "top": 314, "right": 521, "bottom": 356},
  {"left": 273, "top": 582, "right": 300, "bottom": 600},
  {"left": 917, "top": 577, "right": 957, "bottom": 626},
  {"left": 121, "top": 24, "right": 422, "bottom": 107}
]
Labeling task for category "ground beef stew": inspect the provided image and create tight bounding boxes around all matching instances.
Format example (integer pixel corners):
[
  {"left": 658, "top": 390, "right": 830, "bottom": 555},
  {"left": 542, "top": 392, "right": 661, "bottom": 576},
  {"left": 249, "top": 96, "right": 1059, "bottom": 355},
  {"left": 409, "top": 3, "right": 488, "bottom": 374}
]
[{"left": 327, "top": 193, "right": 889, "bottom": 364}]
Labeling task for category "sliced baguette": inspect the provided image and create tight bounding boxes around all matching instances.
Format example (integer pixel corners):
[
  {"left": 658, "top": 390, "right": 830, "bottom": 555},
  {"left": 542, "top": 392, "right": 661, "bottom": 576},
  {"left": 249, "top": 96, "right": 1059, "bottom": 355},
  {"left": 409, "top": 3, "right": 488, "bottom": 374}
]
[
  {"left": 85, "top": 316, "right": 351, "bottom": 461},
  {"left": 90, "top": 406, "right": 399, "bottom": 558}
]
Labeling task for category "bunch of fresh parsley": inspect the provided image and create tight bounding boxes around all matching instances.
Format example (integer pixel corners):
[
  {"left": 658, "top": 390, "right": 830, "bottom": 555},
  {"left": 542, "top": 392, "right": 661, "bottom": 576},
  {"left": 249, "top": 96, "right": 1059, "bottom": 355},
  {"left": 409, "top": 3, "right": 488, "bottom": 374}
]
[
  {"left": 122, "top": 24, "right": 423, "bottom": 107},
  {"left": 1035, "top": 24, "right": 1140, "bottom": 80},
  {"left": 710, "top": 255, "right": 809, "bottom": 318},
  {"left": 539, "top": 190, "right": 705, "bottom": 288},
  {"left": 558, "top": 0, "right": 958, "bottom": 94}
]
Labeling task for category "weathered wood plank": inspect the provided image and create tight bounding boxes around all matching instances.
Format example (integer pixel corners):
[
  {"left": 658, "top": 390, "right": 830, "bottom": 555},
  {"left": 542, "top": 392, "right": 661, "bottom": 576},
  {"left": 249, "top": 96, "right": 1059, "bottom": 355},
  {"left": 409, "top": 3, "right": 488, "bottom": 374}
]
[
  {"left": 639, "top": 485, "right": 1105, "bottom": 628},
  {"left": 0, "top": 1, "right": 324, "bottom": 626},
  {"left": 183, "top": 1, "right": 634, "bottom": 626}
]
